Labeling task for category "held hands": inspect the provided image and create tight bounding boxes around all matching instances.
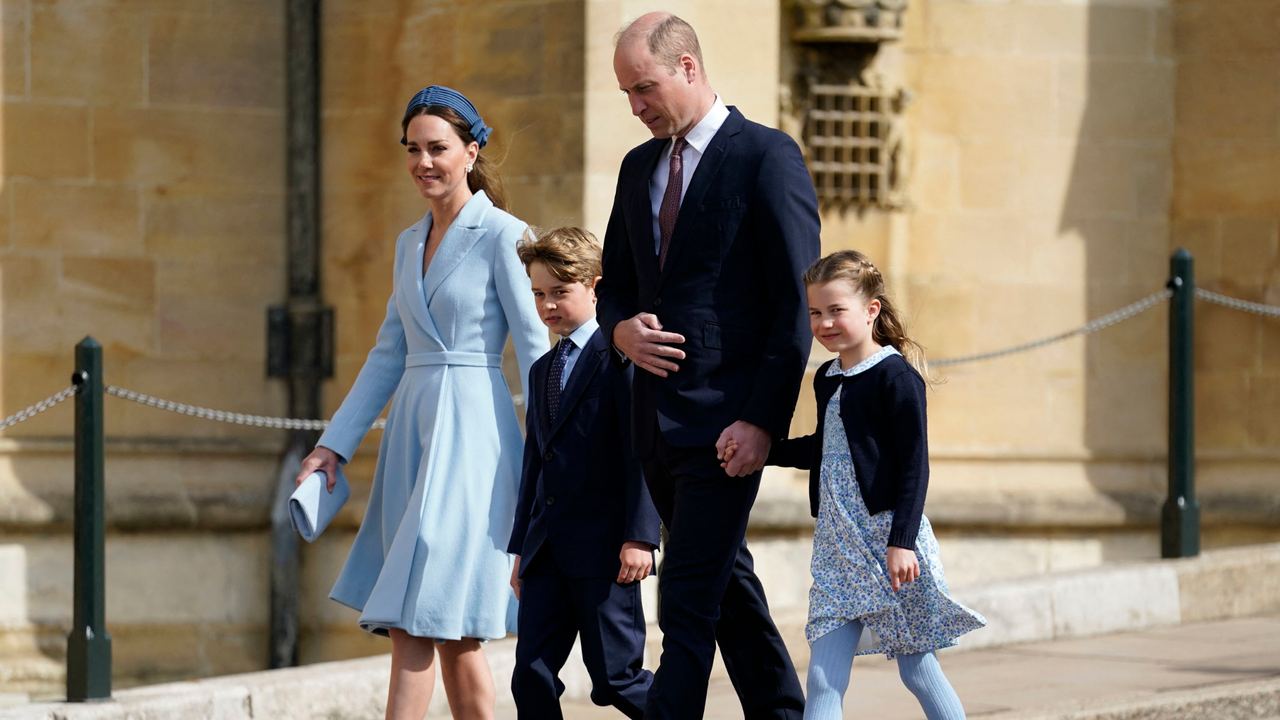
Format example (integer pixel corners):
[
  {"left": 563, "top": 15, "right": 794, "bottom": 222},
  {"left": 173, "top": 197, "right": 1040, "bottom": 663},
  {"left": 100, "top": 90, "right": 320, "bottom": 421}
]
[
  {"left": 886, "top": 546, "right": 921, "bottom": 592},
  {"left": 715, "top": 421, "right": 771, "bottom": 477},
  {"left": 510, "top": 557, "right": 522, "bottom": 600},
  {"left": 613, "top": 313, "right": 685, "bottom": 377},
  {"left": 296, "top": 446, "right": 341, "bottom": 492},
  {"left": 617, "top": 541, "right": 654, "bottom": 584}
]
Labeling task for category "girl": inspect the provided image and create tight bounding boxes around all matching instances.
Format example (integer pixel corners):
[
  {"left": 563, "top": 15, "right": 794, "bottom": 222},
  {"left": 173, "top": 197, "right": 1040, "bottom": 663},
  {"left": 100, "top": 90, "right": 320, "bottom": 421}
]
[
  {"left": 296, "top": 86, "right": 549, "bottom": 720},
  {"left": 726, "top": 250, "right": 984, "bottom": 719}
]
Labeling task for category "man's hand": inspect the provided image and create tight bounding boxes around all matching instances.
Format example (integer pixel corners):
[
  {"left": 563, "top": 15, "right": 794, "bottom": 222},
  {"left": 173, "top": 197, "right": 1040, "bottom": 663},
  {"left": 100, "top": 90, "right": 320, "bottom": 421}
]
[
  {"left": 617, "top": 541, "right": 653, "bottom": 584},
  {"left": 296, "top": 446, "right": 340, "bottom": 492},
  {"left": 510, "top": 557, "right": 521, "bottom": 600},
  {"left": 886, "top": 546, "right": 920, "bottom": 592},
  {"left": 715, "top": 421, "right": 771, "bottom": 477},
  {"left": 613, "top": 313, "right": 685, "bottom": 377}
]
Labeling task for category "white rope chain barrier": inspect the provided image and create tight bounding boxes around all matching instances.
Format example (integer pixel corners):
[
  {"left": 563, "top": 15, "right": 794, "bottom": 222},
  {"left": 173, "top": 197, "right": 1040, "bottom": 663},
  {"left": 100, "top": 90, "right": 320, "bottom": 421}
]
[
  {"left": 1196, "top": 288, "right": 1280, "bottom": 318},
  {"left": 5, "top": 289, "right": 1277, "bottom": 432},
  {"left": 0, "top": 385, "right": 78, "bottom": 431}
]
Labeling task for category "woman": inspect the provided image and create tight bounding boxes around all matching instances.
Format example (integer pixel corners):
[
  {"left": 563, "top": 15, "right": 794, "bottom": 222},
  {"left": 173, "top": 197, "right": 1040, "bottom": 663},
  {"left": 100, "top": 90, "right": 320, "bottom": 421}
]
[{"left": 296, "top": 86, "right": 549, "bottom": 720}]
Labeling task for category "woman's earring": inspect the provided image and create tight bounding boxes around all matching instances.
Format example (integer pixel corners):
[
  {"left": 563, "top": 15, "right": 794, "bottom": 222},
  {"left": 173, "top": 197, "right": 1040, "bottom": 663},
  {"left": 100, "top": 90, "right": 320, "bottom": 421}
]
[{"left": 465, "top": 163, "right": 474, "bottom": 173}]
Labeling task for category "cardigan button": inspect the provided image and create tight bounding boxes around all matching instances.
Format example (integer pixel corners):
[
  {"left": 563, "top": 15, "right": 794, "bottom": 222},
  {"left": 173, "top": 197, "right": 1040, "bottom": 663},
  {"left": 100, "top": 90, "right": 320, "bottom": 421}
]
[
  {"left": 546, "top": 496, "right": 556, "bottom": 506},
  {"left": 544, "top": 451, "right": 554, "bottom": 462}
]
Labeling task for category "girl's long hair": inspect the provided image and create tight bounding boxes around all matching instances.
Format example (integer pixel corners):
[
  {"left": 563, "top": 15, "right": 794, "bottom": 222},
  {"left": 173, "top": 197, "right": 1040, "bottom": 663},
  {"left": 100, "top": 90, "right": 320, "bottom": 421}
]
[
  {"left": 401, "top": 105, "right": 508, "bottom": 212},
  {"left": 803, "top": 250, "right": 933, "bottom": 380}
]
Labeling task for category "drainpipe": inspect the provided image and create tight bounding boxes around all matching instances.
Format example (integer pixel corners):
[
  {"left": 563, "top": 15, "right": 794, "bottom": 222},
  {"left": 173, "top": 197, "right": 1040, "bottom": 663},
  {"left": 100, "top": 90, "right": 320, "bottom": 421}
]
[{"left": 266, "top": 0, "right": 330, "bottom": 669}]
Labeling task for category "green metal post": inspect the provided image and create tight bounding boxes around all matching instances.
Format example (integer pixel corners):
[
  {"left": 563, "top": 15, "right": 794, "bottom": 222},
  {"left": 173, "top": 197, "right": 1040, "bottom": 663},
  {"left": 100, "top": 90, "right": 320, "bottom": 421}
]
[
  {"left": 1163, "top": 250, "right": 1200, "bottom": 559},
  {"left": 67, "top": 337, "right": 112, "bottom": 700}
]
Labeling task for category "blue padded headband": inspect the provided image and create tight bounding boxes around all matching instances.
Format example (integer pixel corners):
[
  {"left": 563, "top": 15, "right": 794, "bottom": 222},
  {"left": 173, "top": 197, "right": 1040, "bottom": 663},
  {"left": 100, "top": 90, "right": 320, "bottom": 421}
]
[{"left": 400, "top": 86, "right": 492, "bottom": 149}]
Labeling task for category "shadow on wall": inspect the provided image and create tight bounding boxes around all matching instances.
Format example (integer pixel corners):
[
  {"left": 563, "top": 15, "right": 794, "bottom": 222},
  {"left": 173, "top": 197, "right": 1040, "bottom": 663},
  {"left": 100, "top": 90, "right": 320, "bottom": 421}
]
[{"left": 1067, "top": 3, "right": 1173, "bottom": 531}]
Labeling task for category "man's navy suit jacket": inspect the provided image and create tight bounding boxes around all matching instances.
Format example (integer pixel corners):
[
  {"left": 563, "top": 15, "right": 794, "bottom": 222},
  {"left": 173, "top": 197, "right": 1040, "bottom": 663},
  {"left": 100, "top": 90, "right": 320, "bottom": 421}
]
[
  {"left": 507, "top": 328, "right": 662, "bottom": 579},
  {"left": 596, "top": 107, "right": 822, "bottom": 454}
]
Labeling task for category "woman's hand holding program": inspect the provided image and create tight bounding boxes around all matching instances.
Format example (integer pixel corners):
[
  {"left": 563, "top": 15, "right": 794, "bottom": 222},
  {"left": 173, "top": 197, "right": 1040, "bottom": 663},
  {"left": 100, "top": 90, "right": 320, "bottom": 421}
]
[
  {"left": 886, "top": 546, "right": 921, "bottom": 592},
  {"left": 296, "top": 446, "right": 341, "bottom": 492}
]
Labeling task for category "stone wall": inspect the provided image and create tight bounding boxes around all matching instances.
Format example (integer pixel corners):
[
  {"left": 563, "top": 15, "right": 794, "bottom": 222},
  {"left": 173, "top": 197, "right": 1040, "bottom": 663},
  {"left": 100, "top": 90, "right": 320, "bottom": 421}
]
[{"left": 1171, "top": 0, "right": 1280, "bottom": 518}]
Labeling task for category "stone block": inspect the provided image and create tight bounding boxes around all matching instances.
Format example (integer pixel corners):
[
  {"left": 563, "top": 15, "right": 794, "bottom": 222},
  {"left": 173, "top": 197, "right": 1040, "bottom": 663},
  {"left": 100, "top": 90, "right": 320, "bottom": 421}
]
[
  {"left": 1174, "top": 140, "right": 1280, "bottom": 216},
  {"left": 1175, "top": 543, "right": 1280, "bottom": 623},
  {"left": 112, "top": 356, "right": 286, "bottom": 440},
  {"left": 957, "top": 140, "right": 1016, "bottom": 211},
  {"left": 927, "top": 1, "right": 1017, "bottom": 55},
  {"left": 905, "top": 279, "right": 977, "bottom": 360},
  {"left": 1058, "top": 59, "right": 1173, "bottom": 141},
  {"left": 1049, "top": 564, "right": 1181, "bottom": 638},
  {"left": 1248, "top": 374, "right": 1280, "bottom": 447},
  {"left": 1170, "top": 217, "right": 1220, "bottom": 279},
  {"left": 541, "top": 1, "right": 586, "bottom": 97},
  {"left": 92, "top": 107, "right": 283, "bottom": 188},
  {"left": 911, "top": 55, "right": 1055, "bottom": 140},
  {"left": 111, "top": 622, "right": 264, "bottom": 686},
  {"left": 3, "top": 0, "right": 28, "bottom": 96},
  {"left": 1220, "top": 217, "right": 1278, "bottom": 289},
  {"left": 1195, "top": 301, "right": 1259, "bottom": 372},
  {"left": 1174, "top": 0, "right": 1280, "bottom": 57},
  {"left": 455, "top": 4, "right": 547, "bottom": 99},
  {"left": 1027, "top": 224, "right": 1087, "bottom": 285},
  {"left": 29, "top": 4, "right": 145, "bottom": 102},
  {"left": 4, "top": 103, "right": 90, "bottom": 180},
  {"left": 1194, "top": 370, "right": 1250, "bottom": 449},
  {"left": 0, "top": 255, "right": 62, "bottom": 354},
  {"left": 59, "top": 256, "right": 158, "bottom": 353},
  {"left": 1081, "top": 365, "right": 1165, "bottom": 453},
  {"left": 321, "top": 110, "right": 405, "bottom": 192},
  {"left": 324, "top": 12, "right": 428, "bottom": 113},
  {"left": 1176, "top": 57, "right": 1280, "bottom": 140},
  {"left": 952, "top": 579, "right": 1053, "bottom": 649},
  {"left": 1061, "top": 143, "right": 1144, "bottom": 220},
  {"left": 493, "top": 96, "right": 585, "bottom": 180},
  {"left": 909, "top": 134, "right": 958, "bottom": 212},
  {"left": 11, "top": 183, "right": 142, "bottom": 255},
  {"left": 1017, "top": 5, "right": 1154, "bottom": 58},
  {"left": 148, "top": 14, "right": 283, "bottom": 110},
  {"left": 1013, "top": 140, "right": 1075, "bottom": 217},
  {"left": 0, "top": 352, "right": 77, "bottom": 437},
  {"left": 144, "top": 187, "right": 284, "bottom": 264},
  {"left": 156, "top": 260, "right": 282, "bottom": 361}
]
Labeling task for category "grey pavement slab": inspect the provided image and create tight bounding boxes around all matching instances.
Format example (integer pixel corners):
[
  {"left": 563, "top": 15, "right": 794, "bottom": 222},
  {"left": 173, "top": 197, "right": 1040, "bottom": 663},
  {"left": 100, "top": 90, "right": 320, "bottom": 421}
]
[{"left": 543, "top": 615, "right": 1280, "bottom": 720}]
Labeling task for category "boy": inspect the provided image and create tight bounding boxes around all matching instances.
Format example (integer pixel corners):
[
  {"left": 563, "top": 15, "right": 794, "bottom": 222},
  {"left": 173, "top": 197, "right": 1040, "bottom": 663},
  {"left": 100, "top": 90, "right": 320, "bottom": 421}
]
[{"left": 509, "top": 227, "right": 662, "bottom": 719}]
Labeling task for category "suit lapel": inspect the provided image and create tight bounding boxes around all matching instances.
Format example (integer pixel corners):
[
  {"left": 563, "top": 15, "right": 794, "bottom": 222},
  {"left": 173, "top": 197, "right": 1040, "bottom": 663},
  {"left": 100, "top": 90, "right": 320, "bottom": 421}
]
[
  {"left": 548, "top": 333, "right": 605, "bottom": 440},
  {"left": 533, "top": 355, "right": 552, "bottom": 450},
  {"left": 656, "top": 108, "right": 744, "bottom": 292}
]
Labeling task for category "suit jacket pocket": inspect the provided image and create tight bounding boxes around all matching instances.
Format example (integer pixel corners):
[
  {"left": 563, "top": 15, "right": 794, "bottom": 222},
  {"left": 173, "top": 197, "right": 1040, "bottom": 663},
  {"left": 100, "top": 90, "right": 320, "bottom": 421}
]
[
  {"left": 703, "top": 321, "right": 767, "bottom": 355},
  {"left": 700, "top": 196, "right": 743, "bottom": 213}
]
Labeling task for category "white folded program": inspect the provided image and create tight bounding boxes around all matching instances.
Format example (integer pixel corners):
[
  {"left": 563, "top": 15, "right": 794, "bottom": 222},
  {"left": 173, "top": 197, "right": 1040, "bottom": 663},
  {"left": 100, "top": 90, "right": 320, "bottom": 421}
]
[{"left": 288, "top": 468, "right": 351, "bottom": 543}]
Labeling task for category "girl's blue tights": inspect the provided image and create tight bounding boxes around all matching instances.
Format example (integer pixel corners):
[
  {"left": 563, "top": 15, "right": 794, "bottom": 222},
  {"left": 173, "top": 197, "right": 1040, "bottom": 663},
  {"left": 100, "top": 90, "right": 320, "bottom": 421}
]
[{"left": 803, "top": 620, "right": 966, "bottom": 720}]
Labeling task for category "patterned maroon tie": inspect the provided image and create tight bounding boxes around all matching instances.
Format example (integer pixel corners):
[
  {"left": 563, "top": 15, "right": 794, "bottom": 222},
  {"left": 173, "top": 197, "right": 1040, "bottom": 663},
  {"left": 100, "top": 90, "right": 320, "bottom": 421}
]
[{"left": 658, "top": 137, "right": 688, "bottom": 271}]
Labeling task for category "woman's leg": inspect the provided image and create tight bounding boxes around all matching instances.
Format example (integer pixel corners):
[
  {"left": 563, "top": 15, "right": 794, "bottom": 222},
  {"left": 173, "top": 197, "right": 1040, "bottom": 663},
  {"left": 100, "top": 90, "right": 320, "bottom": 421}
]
[
  {"left": 438, "top": 638, "right": 496, "bottom": 720},
  {"left": 803, "top": 621, "right": 863, "bottom": 720},
  {"left": 387, "top": 629, "right": 437, "bottom": 720},
  {"left": 898, "top": 651, "right": 966, "bottom": 720}
]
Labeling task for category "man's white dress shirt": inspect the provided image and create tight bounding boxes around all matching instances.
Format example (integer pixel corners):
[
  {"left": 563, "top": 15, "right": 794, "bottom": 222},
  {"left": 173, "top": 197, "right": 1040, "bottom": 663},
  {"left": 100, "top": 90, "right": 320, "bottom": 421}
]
[{"left": 649, "top": 96, "right": 731, "bottom": 254}]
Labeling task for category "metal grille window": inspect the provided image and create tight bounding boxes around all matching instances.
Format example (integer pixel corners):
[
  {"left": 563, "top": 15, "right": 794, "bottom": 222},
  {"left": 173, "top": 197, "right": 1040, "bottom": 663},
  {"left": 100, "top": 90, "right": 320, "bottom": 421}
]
[{"left": 806, "top": 84, "right": 893, "bottom": 205}]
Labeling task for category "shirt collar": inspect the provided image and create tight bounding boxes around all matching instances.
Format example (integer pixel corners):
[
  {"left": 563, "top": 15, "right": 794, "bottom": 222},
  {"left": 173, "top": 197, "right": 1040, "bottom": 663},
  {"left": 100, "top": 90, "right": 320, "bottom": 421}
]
[
  {"left": 668, "top": 95, "right": 729, "bottom": 158},
  {"left": 562, "top": 316, "right": 599, "bottom": 350},
  {"left": 826, "top": 345, "right": 900, "bottom": 377}
]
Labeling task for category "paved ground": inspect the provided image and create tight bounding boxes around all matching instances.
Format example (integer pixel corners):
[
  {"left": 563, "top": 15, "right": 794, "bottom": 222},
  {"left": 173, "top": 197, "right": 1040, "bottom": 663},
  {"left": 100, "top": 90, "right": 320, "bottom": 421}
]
[{"left": 505, "top": 615, "right": 1280, "bottom": 719}]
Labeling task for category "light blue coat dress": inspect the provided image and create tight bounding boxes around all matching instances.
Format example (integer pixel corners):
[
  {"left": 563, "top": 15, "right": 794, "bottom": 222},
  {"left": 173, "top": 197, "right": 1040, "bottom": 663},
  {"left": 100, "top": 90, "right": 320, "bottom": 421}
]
[{"left": 317, "top": 190, "right": 549, "bottom": 640}]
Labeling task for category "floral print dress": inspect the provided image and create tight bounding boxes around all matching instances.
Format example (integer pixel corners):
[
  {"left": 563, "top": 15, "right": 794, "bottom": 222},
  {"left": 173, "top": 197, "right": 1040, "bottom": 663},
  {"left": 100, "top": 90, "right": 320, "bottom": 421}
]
[{"left": 807, "top": 346, "right": 986, "bottom": 657}]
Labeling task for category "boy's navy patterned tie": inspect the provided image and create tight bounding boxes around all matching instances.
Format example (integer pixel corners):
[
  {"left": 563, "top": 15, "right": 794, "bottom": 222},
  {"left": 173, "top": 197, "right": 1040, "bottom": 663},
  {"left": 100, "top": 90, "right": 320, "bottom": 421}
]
[
  {"left": 546, "top": 336, "right": 572, "bottom": 422},
  {"left": 657, "top": 136, "right": 688, "bottom": 271}
]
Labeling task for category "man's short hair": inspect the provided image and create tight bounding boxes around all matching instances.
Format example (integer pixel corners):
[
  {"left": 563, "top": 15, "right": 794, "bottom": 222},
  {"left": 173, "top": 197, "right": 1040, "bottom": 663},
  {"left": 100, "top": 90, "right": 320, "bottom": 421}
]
[
  {"left": 516, "top": 227, "right": 603, "bottom": 287},
  {"left": 615, "top": 14, "right": 705, "bottom": 75}
]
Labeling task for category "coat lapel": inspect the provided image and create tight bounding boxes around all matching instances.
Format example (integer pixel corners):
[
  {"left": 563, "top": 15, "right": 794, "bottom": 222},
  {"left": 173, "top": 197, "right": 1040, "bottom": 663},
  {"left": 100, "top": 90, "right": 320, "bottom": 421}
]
[
  {"left": 656, "top": 108, "right": 744, "bottom": 292},
  {"left": 548, "top": 333, "right": 605, "bottom": 440},
  {"left": 405, "top": 215, "right": 443, "bottom": 345},
  {"left": 422, "top": 191, "right": 493, "bottom": 305},
  {"left": 533, "top": 354, "right": 552, "bottom": 451}
]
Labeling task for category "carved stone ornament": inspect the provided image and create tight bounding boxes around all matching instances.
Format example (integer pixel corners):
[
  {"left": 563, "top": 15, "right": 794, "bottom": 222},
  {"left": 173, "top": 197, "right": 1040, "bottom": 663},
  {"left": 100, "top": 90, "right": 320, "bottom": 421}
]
[{"left": 793, "top": 0, "right": 909, "bottom": 43}]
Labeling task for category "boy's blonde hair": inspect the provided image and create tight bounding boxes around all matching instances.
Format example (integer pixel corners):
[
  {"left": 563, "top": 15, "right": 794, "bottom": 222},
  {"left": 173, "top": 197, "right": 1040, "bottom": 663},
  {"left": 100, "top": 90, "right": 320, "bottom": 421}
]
[
  {"left": 516, "top": 226, "right": 603, "bottom": 287},
  {"left": 804, "top": 250, "right": 931, "bottom": 378}
]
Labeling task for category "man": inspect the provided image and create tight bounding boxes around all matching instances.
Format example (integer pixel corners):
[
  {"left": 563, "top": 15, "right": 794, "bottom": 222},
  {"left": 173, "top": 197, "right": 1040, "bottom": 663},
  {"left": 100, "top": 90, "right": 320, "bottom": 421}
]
[{"left": 595, "top": 12, "right": 820, "bottom": 720}]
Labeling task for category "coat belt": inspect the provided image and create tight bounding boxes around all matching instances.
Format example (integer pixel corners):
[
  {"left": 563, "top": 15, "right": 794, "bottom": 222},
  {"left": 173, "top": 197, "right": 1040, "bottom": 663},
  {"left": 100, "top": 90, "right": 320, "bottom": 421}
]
[{"left": 404, "top": 351, "right": 504, "bottom": 368}]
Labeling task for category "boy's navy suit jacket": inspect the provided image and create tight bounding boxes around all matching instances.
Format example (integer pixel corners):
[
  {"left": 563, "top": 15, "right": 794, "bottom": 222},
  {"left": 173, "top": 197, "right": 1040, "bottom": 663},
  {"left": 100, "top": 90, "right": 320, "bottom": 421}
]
[{"left": 508, "top": 328, "right": 662, "bottom": 579}]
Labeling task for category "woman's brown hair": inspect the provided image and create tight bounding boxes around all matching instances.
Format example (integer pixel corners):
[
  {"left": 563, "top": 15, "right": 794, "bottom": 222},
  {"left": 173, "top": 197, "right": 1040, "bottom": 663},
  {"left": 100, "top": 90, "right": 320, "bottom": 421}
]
[
  {"left": 401, "top": 105, "right": 508, "bottom": 212},
  {"left": 803, "top": 250, "right": 932, "bottom": 378}
]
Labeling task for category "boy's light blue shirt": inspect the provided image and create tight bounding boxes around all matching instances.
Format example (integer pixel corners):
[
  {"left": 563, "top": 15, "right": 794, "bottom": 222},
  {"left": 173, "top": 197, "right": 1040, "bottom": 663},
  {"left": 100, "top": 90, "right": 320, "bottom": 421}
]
[{"left": 556, "top": 316, "right": 599, "bottom": 390}]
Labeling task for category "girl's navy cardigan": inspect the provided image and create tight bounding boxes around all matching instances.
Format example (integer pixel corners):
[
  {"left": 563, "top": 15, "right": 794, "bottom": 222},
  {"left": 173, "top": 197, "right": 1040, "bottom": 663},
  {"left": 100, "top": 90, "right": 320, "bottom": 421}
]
[{"left": 767, "top": 353, "right": 929, "bottom": 549}]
